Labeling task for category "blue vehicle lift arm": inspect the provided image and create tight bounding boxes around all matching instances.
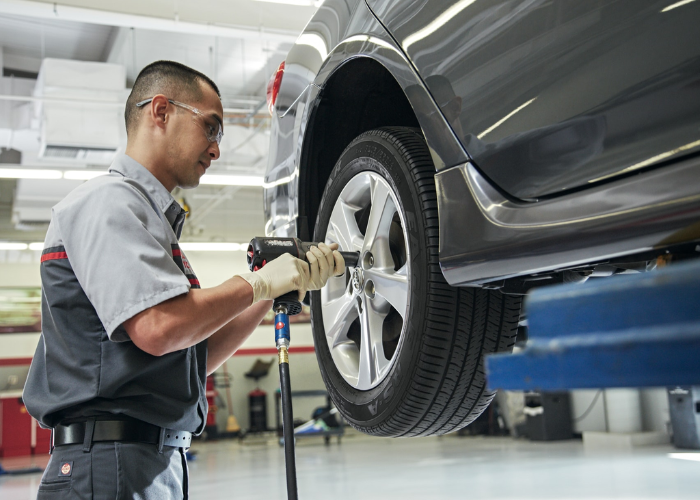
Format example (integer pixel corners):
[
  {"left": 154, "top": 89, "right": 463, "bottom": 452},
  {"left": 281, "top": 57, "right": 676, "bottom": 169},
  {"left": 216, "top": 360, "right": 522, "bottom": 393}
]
[{"left": 486, "top": 259, "right": 700, "bottom": 391}]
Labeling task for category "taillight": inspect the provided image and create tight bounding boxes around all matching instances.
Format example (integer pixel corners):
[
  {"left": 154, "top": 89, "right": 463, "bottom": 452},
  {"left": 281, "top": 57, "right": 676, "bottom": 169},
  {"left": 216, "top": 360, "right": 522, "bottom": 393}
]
[{"left": 266, "top": 61, "right": 285, "bottom": 116}]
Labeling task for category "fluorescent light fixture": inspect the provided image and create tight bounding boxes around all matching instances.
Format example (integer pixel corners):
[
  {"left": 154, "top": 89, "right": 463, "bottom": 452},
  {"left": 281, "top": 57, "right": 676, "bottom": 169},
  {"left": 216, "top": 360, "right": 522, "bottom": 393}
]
[
  {"left": 1, "top": 241, "right": 247, "bottom": 252},
  {"left": 668, "top": 453, "right": 700, "bottom": 462},
  {"left": 477, "top": 97, "right": 537, "bottom": 139},
  {"left": 179, "top": 242, "right": 245, "bottom": 251},
  {"left": 0, "top": 169, "right": 63, "bottom": 180},
  {"left": 662, "top": 0, "right": 697, "bottom": 12},
  {"left": 0, "top": 168, "right": 108, "bottom": 180},
  {"left": 0, "top": 242, "right": 29, "bottom": 250},
  {"left": 403, "top": 0, "right": 476, "bottom": 49},
  {"left": 254, "top": 0, "right": 324, "bottom": 6},
  {"left": 199, "top": 175, "right": 264, "bottom": 186},
  {"left": 63, "top": 170, "right": 108, "bottom": 180}
]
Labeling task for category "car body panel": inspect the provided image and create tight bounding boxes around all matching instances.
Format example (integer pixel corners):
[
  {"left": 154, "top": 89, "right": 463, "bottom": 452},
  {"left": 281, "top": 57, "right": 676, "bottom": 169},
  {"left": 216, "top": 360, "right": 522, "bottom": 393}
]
[
  {"left": 264, "top": 0, "right": 467, "bottom": 236},
  {"left": 437, "top": 153, "right": 700, "bottom": 285},
  {"left": 265, "top": 0, "right": 700, "bottom": 286},
  {"left": 367, "top": 0, "right": 700, "bottom": 200}
]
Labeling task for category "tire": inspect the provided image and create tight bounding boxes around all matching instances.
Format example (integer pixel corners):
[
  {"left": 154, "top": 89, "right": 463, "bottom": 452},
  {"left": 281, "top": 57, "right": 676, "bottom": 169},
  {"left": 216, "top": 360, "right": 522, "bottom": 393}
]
[{"left": 310, "top": 127, "right": 522, "bottom": 437}]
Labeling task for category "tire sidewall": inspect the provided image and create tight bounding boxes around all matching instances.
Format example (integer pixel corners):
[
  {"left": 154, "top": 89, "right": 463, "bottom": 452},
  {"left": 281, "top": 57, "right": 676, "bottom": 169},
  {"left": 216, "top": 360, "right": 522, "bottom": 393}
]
[{"left": 311, "top": 131, "right": 430, "bottom": 428}]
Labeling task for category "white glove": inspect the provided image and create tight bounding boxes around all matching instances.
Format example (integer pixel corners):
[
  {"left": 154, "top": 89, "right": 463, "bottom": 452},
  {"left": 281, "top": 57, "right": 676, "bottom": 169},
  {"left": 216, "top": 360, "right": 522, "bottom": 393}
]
[
  {"left": 306, "top": 242, "right": 346, "bottom": 290},
  {"left": 238, "top": 253, "right": 310, "bottom": 304}
]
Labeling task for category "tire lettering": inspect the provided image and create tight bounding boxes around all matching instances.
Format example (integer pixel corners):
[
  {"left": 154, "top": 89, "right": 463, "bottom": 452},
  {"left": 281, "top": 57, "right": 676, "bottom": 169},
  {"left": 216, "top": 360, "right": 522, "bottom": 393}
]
[
  {"left": 405, "top": 212, "right": 416, "bottom": 231},
  {"left": 368, "top": 401, "right": 378, "bottom": 416}
]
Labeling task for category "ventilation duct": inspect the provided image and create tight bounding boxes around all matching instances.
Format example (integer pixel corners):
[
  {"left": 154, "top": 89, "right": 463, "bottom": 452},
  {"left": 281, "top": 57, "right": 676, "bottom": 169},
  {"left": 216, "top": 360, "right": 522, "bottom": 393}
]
[
  {"left": 11, "top": 179, "right": 84, "bottom": 229},
  {"left": 35, "top": 59, "right": 126, "bottom": 165}
]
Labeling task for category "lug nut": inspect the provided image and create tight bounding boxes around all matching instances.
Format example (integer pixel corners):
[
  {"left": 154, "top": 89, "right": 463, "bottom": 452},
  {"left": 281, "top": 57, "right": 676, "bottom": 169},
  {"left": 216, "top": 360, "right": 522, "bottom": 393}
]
[
  {"left": 363, "top": 251, "right": 374, "bottom": 270},
  {"left": 365, "top": 280, "right": 375, "bottom": 299}
]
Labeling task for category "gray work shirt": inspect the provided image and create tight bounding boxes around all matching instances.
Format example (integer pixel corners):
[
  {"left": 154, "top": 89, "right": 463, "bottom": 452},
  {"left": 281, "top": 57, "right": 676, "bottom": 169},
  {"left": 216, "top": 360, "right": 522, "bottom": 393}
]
[{"left": 23, "top": 154, "right": 208, "bottom": 433}]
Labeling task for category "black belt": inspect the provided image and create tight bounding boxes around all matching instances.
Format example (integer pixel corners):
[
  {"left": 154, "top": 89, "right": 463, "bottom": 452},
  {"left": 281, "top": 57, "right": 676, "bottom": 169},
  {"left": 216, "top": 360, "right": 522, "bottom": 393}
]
[{"left": 54, "top": 419, "right": 192, "bottom": 449}]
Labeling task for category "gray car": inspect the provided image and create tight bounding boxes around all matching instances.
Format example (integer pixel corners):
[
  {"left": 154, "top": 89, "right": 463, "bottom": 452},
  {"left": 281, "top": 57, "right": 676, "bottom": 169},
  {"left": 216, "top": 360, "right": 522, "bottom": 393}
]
[{"left": 263, "top": 0, "right": 700, "bottom": 437}]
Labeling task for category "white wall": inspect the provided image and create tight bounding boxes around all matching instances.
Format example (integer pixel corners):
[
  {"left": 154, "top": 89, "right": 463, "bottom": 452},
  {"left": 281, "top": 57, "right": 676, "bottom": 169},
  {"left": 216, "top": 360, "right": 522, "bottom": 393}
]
[
  {"left": 185, "top": 251, "right": 327, "bottom": 432},
  {"left": 571, "top": 390, "right": 607, "bottom": 433},
  {"left": 0, "top": 258, "right": 41, "bottom": 288},
  {"left": 640, "top": 388, "right": 670, "bottom": 433},
  {"left": 0, "top": 249, "right": 327, "bottom": 433},
  {"left": 1, "top": 251, "right": 672, "bottom": 435},
  {"left": 215, "top": 338, "right": 326, "bottom": 434}
]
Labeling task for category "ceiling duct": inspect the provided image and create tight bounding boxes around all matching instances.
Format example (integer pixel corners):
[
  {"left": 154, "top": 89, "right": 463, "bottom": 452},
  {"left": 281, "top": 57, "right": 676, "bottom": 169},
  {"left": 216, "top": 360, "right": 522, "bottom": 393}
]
[
  {"left": 35, "top": 59, "right": 126, "bottom": 165},
  {"left": 0, "top": 147, "right": 21, "bottom": 164},
  {"left": 11, "top": 178, "right": 84, "bottom": 229}
]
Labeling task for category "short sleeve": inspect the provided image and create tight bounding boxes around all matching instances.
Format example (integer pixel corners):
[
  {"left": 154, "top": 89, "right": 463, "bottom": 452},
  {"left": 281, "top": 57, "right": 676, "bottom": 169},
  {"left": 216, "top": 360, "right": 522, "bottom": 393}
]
[{"left": 54, "top": 179, "right": 190, "bottom": 340}]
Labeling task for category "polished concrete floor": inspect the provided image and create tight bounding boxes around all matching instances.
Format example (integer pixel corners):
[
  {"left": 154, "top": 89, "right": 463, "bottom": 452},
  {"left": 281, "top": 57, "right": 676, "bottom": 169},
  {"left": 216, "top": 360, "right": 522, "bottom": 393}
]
[{"left": 1, "top": 432, "right": 698, "bottom": 499}]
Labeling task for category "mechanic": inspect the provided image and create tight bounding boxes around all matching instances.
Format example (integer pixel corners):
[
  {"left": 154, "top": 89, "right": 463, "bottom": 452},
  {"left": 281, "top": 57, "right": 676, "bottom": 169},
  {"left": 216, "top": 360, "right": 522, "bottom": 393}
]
[{"left": 22, "top": 60, "right": 345, "bottom": 499}]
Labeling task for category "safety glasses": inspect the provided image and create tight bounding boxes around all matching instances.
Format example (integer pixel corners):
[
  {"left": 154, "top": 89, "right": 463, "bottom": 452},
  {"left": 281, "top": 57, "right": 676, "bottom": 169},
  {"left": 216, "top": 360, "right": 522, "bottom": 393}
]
[{"left": 136, "top": 97, "right": 224, "bottom": 145}]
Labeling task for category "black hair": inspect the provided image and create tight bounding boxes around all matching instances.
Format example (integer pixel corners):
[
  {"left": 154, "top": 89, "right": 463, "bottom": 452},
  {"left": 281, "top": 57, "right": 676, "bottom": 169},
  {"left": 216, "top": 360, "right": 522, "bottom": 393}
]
[{"left": 125, "top": 60, "right": 221, "bottom": 136}]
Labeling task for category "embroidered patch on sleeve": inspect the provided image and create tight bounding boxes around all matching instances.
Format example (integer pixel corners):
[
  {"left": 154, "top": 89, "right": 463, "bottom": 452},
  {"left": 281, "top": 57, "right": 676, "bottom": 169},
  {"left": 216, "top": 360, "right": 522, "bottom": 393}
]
[
  {"left": 172, "top": 244, "right": 201, "bottom": 289},
  {"left": 59, "top": 461, "right": 73, "bottom": 477}
]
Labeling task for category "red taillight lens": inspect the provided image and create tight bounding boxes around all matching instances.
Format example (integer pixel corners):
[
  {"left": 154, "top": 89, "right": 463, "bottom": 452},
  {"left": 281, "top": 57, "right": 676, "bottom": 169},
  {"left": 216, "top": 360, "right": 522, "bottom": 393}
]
[{"left": 266, "top": 61, "right": 285, "bottom": 116}]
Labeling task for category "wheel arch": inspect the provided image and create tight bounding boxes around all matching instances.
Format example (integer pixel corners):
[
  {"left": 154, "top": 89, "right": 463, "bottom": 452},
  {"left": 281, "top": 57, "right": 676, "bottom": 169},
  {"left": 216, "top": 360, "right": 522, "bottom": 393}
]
[{"left": 297, "top": 57, "right": 420, "bottom": 240}]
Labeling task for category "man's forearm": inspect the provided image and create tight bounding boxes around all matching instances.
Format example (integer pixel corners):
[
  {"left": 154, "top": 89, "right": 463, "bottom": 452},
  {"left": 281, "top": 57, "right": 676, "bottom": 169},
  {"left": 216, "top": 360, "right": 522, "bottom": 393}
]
[
  {"left": 123, "top": 276, "right": 256, "bottom": 356},
  {"left": 206, "top": 299, "right": 272, "bottom": 374}
]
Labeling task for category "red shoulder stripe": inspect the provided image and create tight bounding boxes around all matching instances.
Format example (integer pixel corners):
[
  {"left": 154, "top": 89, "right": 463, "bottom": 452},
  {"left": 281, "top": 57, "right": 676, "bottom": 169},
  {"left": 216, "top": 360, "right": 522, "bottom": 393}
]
[{"left": 41, "top": 251, "right": 68, "bottom": 263}]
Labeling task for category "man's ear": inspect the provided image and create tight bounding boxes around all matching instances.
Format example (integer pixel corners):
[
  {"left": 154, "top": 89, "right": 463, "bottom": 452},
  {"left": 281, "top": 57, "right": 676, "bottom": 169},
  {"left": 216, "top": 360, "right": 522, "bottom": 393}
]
[{"left": 150, "top": 94, "right": 170, "bottom": 130}]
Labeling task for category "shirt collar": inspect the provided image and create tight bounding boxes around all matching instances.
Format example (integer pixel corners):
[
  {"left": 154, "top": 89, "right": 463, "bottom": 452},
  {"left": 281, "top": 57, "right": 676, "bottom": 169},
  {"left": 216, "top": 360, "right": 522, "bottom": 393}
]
[{"left": 108, "top": 154, "right": 185, "bottom": 227}]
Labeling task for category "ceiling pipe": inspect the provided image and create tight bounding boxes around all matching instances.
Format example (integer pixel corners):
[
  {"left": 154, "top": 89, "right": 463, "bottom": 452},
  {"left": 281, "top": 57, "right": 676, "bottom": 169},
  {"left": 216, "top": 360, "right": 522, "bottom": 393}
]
[{"left": 0, "top": 0, "right": 299, "bottom": 43}]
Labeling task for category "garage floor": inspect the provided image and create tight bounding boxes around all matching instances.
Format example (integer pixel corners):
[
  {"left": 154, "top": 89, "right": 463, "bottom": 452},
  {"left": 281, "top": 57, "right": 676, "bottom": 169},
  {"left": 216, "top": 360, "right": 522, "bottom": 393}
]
[{"left": 1, "top": 433, "right": 697, "bottom": 499}]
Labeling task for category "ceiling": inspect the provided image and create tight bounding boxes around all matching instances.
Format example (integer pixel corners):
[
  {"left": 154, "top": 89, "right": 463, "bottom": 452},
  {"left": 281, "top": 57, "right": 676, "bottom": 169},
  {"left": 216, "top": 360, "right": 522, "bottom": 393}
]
[
  {"left": 27, "top": 0, "right": 318, "bottom": 33},
  {"left": 0, "top": 14, "right": 115, "bottom": 72},
  {"left": 0, "top": 0, "right": 316, "bottom": 246}
]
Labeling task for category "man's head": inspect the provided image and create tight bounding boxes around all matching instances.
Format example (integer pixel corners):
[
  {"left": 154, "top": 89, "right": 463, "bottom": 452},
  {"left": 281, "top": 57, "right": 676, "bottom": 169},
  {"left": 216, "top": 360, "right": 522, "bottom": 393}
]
[{"left": 125, "top": 61, "right": 224, "bottom": 191}]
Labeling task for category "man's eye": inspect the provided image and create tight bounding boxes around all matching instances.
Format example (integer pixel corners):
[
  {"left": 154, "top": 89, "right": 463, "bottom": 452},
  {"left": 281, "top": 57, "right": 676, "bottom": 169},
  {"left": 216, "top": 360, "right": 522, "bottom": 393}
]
[{"left": 207, "top": 124, "right": 216, "bottom": 135}]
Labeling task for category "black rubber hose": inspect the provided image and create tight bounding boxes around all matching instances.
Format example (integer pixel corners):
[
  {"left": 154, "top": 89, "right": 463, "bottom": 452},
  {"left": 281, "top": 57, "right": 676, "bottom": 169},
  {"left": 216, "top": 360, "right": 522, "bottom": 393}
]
[{"left": 279, "top": 360, "right": 298, "bottom": 500}]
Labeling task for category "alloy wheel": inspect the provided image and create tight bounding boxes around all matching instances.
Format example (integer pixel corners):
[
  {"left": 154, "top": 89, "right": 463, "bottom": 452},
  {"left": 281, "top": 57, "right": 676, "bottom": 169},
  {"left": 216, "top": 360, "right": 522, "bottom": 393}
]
[{"left": 321, "top": 169, "right": 410, "bottom": 390}]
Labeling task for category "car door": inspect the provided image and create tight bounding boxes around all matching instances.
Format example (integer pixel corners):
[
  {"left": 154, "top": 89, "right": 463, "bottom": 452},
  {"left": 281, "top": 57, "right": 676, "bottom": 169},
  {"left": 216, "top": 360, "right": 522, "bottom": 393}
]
[{"left": 366, "top": 0, "right": 700, "bottom": 200}]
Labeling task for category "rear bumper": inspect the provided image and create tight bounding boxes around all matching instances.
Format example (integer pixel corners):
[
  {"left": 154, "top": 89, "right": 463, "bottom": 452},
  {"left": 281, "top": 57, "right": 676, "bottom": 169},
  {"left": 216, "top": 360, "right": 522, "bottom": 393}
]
[{"left": 436, "top": 156, "right": 700, "bottom": 286}]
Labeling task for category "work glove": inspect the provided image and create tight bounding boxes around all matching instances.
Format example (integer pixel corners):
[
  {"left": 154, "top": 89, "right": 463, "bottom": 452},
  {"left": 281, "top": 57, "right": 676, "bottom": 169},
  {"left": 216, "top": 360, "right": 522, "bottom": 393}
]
[
  {"left": 238, "top": 253, "right": 310, "bottom": 304},
  {"left": 306, "top": 242, "right": 346, "bottom": 290}
]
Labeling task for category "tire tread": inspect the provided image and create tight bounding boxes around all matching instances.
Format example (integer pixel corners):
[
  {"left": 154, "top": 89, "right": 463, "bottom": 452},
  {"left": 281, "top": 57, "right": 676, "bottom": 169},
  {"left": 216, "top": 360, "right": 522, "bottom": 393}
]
[{"left": 318, "top": 127, "right": 521, "bottom": 437}]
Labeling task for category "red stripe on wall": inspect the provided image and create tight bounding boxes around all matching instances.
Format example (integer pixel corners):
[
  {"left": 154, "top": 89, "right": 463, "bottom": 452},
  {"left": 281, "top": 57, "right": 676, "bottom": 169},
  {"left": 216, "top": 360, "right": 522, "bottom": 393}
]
[
  {"left": 40, "top": 252, "right": 68, "bottom": 262},
  {"left": 0, "top": 357, "right": 33, "bottom": 366},
  {"left": 0, "top": 348, "right": 316, "bottom": 366},
  {"left": 233, "top": 346, "right": 315, "bottom": 356}
]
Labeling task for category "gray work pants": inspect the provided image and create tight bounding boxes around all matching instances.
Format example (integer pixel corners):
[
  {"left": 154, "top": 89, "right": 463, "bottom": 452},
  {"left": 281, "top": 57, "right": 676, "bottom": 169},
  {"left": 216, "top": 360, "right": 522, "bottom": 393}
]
[{"left": 36, "top": 442, "right": 189, "bottom": 499}]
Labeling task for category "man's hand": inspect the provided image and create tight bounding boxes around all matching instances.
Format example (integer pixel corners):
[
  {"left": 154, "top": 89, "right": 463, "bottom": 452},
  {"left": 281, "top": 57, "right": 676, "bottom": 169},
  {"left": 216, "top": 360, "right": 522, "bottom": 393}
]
[
  {"left": 238, "top": 253, "right": 311, "bottom": 303},
  {"left": 306, "top": 242, "right": 345, "bottom": 290}
]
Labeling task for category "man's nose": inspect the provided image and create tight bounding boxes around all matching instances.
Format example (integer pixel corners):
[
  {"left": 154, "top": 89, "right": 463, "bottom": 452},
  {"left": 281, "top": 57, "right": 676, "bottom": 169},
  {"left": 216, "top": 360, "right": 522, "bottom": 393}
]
[{"left": 208, "top": 141, "right": 220, "bottom": 160}]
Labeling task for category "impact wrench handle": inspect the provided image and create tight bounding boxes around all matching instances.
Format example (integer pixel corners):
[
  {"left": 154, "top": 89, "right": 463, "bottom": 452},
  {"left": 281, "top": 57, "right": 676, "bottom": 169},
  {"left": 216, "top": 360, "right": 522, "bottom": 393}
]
[
  {"left": 247, "top": 237, "right": 360, "bottom": 315},
  {"left": 247, "top": 237, "right": 360, "bottom": 272}
]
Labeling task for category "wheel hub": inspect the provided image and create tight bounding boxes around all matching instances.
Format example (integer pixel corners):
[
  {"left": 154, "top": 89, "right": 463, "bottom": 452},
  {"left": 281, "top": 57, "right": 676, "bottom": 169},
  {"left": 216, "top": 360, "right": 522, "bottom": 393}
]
[{"left": 320, "top": 169, "right": 410, "bottom": 390}]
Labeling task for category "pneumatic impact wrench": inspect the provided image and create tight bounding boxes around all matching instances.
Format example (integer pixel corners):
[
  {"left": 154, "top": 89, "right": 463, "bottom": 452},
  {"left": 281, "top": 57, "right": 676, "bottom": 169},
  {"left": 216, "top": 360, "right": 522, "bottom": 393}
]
[{"left": 246, "top": 238, "right": 359, "bottom": 500}]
